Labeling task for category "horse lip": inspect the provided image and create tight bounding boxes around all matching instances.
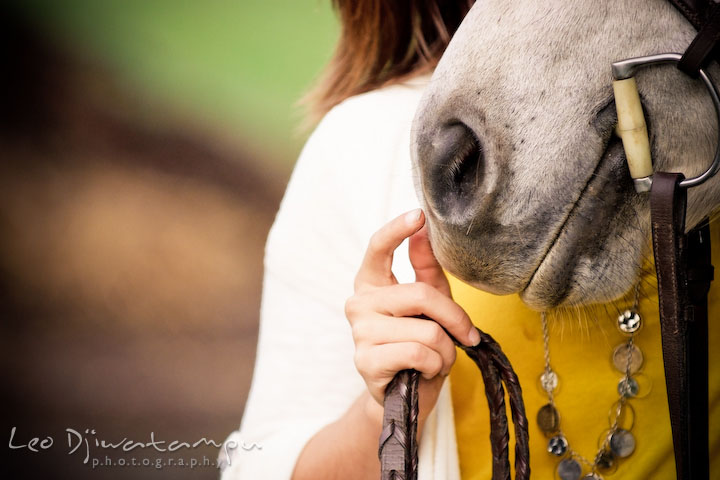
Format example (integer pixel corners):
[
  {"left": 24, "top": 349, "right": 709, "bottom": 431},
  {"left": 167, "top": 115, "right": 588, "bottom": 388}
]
[{"left": 519, "top": 131, "right": 626, "bottom": 306}]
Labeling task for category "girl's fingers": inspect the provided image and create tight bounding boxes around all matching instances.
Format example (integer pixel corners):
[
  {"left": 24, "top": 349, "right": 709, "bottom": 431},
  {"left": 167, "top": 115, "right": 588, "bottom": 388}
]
[
  {"left": 347, "top": 283, "right": 480, "bottom": 347},
  {"left": 356, "top": 342, "right": 445, "bottom": 384},
  {"left": 408, "top": 224, "right": 451, "bottom": 296},
  {"left": 349, "top": 209, "right": 481, "bottom": 408},
  {"left": 354, "top": 209, "right": 424, "bottom": 291},
  {"left": 350, "top": 314, "right": 457, "bottom": 375}
]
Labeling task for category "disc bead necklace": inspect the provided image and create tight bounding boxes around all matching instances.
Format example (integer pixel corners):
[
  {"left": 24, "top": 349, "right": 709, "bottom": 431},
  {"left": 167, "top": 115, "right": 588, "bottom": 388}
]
[{"left": 537, "top": 285, "right": 644, "bottom": 479}]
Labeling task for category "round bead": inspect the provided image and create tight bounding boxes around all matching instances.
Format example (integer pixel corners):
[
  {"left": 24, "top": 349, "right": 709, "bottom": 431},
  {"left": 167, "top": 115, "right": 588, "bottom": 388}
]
[
  {"left": 536, "top": 403, "right": 560, "bottom": 434},
  {"left": 609, "top": 429, "right": 636, "bottom": 458},
  {"left": 617, "top": 310, "right": 642, "bottom": 334},
  {"left": 557, "top": 458, "right": 582, "bottom": 480},
  {"left": 617, "top": 377, "right": 639, "bottom": 398},
  {"left": 547, "top": 434, "right": 568, "bottom": 456},
  {"left": 612, "top": 343, "right": 644, "bottom": 374},
  {"left": 541, "top": 370, "right": 559, "bottom": 392}
]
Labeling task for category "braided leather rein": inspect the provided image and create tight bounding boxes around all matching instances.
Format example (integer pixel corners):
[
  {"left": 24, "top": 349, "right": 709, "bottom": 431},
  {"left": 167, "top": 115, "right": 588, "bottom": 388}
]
[{"left": 378, "top": 326, "right": 530, "bottom": 480}]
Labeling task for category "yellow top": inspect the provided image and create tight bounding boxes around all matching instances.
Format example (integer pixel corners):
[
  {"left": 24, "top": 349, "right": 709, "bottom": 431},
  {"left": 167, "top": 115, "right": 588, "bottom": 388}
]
[{"left": 448, "top": 222, "right": 720, "bottom": 479}]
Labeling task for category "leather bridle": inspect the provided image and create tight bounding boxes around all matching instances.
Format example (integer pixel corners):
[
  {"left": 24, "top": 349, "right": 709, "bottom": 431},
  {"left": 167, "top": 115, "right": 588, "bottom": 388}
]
[
  {"left": 379, "top": 2, "right": 719, "bottom": 479},
  {"left": 611, "top": 1, "right": 720, "bottom": 477}
]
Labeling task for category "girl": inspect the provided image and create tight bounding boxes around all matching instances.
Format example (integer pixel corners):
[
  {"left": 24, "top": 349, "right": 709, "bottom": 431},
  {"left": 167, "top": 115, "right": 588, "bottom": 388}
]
[{"left": 220, "top": 2, "right": 476, "bottom": 478}]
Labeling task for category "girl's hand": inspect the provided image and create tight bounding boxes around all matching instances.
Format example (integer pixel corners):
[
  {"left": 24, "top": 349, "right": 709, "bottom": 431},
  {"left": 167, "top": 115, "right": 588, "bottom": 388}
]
[{"left": 345, "top": 209, "right": 480, "bottom": 416}]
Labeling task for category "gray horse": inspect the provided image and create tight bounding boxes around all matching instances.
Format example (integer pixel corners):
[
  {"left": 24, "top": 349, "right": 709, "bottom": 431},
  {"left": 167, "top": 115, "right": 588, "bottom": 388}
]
[{"left": 412, "top": 0, "right": 720, "bottom": 309}]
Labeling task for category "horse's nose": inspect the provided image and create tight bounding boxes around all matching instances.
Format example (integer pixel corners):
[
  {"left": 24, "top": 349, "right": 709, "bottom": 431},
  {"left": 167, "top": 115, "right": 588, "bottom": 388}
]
[{"left": 422, "top": 123, "right": 484, "bottom": 220}]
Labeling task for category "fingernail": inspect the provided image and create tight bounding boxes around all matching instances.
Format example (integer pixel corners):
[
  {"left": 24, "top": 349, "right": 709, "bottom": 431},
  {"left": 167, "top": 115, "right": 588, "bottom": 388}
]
[
  {"left": 405, "top": 208, "right": 423, "bottom": 225},
  {"left": 468, "top": 327, "right": 480, "bottom": 346}
]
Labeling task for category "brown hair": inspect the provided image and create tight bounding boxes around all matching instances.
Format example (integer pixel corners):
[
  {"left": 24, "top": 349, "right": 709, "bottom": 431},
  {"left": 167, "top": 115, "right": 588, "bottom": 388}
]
[{"left": 304, "top": 0, "right": 474, "bottom": 123}]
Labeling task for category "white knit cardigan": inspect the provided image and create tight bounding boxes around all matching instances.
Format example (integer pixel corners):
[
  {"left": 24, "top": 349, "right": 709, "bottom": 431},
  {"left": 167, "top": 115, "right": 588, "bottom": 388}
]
[{"left": 219, "top": 76, "right": 461, "bottom": 479}]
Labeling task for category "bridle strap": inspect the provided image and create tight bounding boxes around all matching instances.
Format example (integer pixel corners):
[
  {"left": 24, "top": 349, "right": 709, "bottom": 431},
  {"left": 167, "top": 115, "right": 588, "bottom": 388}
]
[
  {"left": 650, "top": 173, "right": 691, "bottom": 478},
  {"left": 686, "top": 218, "right": 713, "bottom": 478},
  {"left": 379, "top": 326, "right": 530, "bottom": 480},
  {"left": 678, "top": 3, "right": 720, "bottom": 76},
  {"left": 668, "top": 0, "right": 720, "bottom": 75},
  {"left": 379, "top": 369, "right": 419, "bottom": 479},
  {"left": 655, "top": 2, "right": 719, "bottom": 476},
  {"left": 667, "top": 0, "right": 720, "bottom": 29},
  {"left": 650, "top": 172, "right": 713, "bottom": 479}
]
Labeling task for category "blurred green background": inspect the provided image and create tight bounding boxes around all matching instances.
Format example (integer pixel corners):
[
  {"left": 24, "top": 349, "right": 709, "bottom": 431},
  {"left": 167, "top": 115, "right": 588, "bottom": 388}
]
[
  {"left": 2, "top": 2, "right": 338, "bottom": 479},
  {"left": 19, "top": 0, "right": 338, "bottom": 163}
]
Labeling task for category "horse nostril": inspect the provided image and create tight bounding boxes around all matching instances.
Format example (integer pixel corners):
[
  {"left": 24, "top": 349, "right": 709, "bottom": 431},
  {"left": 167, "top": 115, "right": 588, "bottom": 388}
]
[{"left": 427, "top": 123, "right": 484, "bottom": 218}]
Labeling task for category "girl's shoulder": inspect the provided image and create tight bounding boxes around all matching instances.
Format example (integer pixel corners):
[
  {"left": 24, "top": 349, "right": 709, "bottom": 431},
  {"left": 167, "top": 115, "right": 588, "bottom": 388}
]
[
  {"left": 292, "top": 73, "right": 431, "bottom": 193},
  {"left": 312, "top": 74, "right": 432, "bottom": 146}
]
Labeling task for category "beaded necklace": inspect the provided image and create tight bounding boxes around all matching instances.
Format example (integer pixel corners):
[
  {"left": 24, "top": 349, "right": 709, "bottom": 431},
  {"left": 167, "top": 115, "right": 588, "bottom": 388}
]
[{"left": 538, "top": 285, "right": 644, "bottom": 480}]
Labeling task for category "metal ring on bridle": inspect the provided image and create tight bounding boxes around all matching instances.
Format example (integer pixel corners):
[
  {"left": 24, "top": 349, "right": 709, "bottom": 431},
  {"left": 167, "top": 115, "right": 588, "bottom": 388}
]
[{"left": 612, "top": 52, "right": 720, "bottom": 190}]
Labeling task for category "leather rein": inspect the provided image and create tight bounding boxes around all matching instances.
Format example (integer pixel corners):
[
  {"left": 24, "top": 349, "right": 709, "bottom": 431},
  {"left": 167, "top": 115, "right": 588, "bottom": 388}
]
[{"left": 379, "top": 2, "right": 719, "bottom": 479}]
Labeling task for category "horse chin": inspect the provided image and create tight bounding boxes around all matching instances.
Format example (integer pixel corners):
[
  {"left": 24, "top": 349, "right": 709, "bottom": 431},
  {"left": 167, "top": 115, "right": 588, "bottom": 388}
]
[{"left": 428, "top": 135, "right": 640, "bottom": 311}]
